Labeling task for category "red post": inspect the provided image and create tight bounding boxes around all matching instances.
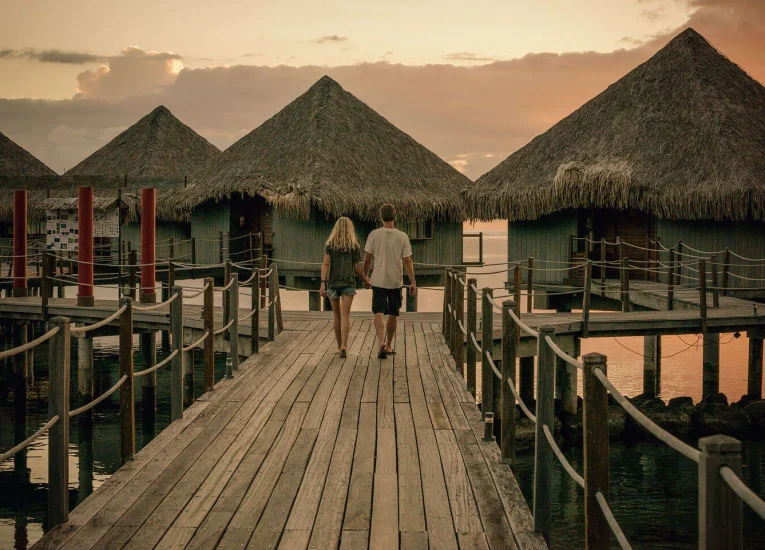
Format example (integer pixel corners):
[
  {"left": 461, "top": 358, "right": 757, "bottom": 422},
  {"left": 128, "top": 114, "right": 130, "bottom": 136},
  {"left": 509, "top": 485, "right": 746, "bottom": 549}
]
[
  {"left": 12, "top": 190, "right": 27, "bottom": 297},
  {"left": 77, "top": 186, "right": 94, "bottom": 306},
  {"left": 140, "top": 189, "right": 156, "bottom": 301}
]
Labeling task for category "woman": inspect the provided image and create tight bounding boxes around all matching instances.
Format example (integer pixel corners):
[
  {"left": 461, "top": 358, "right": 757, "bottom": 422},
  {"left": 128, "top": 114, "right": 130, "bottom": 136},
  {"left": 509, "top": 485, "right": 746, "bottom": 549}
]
[{"left": 320, "top": 217, "right": 370, "bottom": 357}]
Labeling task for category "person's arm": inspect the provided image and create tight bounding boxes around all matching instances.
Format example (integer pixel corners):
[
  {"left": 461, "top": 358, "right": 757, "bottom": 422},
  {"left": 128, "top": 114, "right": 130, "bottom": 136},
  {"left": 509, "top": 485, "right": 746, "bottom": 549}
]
[
  {"left": 363, "top": 252, "right": 373, "bottom": 279},
  {"left": 320, "top": 253, "right": 330, "bottom": 297},
  {"left": 403, "top": 256, "right": 416, "bottom": 296},
  {"left": 354, "top": 262, "right": 370, "bottom": 288}
]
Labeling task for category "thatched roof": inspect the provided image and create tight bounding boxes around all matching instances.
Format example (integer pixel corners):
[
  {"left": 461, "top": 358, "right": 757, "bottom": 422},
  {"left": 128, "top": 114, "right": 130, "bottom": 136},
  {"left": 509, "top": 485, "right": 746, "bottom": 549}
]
[
  {"left": 465, "top": 28, "right": 765, "bottom": 222},
  {"left": 65, "top": 106, "right": 221, "bottom": 222},
  {"left": 175, "top": 76, "right": 469, "bottom": 222},
  {"left": 39, "top": 196, "right": 122, "bottom": 211},
  {"left": 0, "top": 131, "right": 57, "bottom": 223}
]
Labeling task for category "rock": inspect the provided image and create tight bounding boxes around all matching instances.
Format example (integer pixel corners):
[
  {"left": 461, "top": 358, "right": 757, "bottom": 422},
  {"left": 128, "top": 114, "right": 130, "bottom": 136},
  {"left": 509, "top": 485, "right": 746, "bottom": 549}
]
[
  {"left": 743, "top": 400, "right": 765, "bottom": 435},
  {"left": 702, "top": 392, "right": 729, "bottom": 406},
  {"left": 560, "top": 405, "right": 625, "bottom": 442},
  {"left": 514, "top": 417, "right": 536, "bottom": 452},
  {"left": 668, "top": 396, "right": 694, "bottom": 411},
  {"left": 736, "top": 394, "right": 760, "bottom": 409},
  {"left": 630, "top": 393, "right": 667, "bottom": 411},
  {"left": 692, "top": 401, "right": 751, "bottom": 438}
]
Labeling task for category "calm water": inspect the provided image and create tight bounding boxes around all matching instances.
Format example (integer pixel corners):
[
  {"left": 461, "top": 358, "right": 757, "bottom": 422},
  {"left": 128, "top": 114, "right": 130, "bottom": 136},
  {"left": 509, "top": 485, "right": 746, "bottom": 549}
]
[{"left": 1, "top": 233, "right": 764, "bottom": 548}]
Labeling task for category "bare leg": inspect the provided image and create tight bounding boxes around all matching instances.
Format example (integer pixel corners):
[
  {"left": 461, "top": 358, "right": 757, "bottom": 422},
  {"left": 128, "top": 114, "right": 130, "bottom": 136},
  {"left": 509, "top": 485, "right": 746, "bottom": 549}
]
[
  {"left": 374, "top": 313, "right": 386, "bottom": 351},
  {"left": 385, "top": 315, "right": 397, "bottom": 351},
  {"left": 330, "top": 298, "right": 342, "bottom": 351},
  {"left": 340, "top": 294, "right": 354, "bottom": 351}
]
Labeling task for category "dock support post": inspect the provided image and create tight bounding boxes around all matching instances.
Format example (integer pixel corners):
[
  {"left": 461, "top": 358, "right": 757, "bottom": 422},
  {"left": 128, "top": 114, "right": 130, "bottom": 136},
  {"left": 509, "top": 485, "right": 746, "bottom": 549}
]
[
  {"left": 203, "top": 277, "right": 215, "bottom": 392},
  {"left": 161, "top": 260, "right": 175, "bottom": 350},
  {"left": 48, "top": 316, "right": 70, "bottom": 528},
  {"left": 699, "top": 258, "right": 708, "bottom": 334},
  {"left": 703, "top": 332, "right": 720, "bottom": 398},
  {"left": 582, "top": 260, "right": 592, "bottom": 338},
  {"left": 229, "top": 273, "right": 239, "bottom": 373},
  {"left": 139, "top": 294, "right": 157, "bottom": 433},
  {"left": 583, "top": 352, "right": 609, "bottom": 550},
  {"left": 450, "top": 271, "right": 459, "bottom": 362},
  {"left": 501, "top": 300, "right": 517, "bottom": 465},
  {"left": 260, "top": 255, "right": 268, "bottom": 309},
  {"left": 562, "top": 354, "right": 579, "bottom": 415},
  {"left": 309, "top": 291, "right": 321, "bottom": 311},
  {"left": 519, "top": 356, "right": 535, "bottom": 412},
  {"left": 711, "top": 257, "right": 719, "bottom": 308},
  {"left": 698, "top": 435, "right": 743, "bottom": 550},
  {"left": 481, "top": 288, "right": 494, "bottom": 415},
  {"left": 406, "top": 287, "right": 418, "bottom": 312},
  {"left": 252, "top": 270, "right": 260, "bottom": 354},
  {"left": 76, "top": 331, "right": 94, "bottom": 427},
  {"left": 223, "top": 258, "right": 231, "bottom": 325},
  {"left": 441, "top": 268, "right": 450, "bottom": 336},
  {"left": 128, "top": 250, "right": 137, "bottom": 300},
  {"left": 77, "top": 186, "right": 95, "bottom": 307},
  {"left": 644, "top": 335, "right": 661, "bottom": 398},
  {"left": 119, "top": 297, "right": 135, "bottom": 464},
  {"left": 621, "top": 257, "right": 630, "bottom": 312},
  {"left": 183, "top": 348, "right": 195, "bottom": 408},
  {"left": 668, "top": 248, "right": 676, "bottom": 310},
  {"left": 140, "top": 188, "right": 156, "bottom": 303},
  {"left": 13, "top": 190, "right": 28, "bottom": 297},
  {"left": 12, "top": 322, "right": 28, "bottom": 423},
  {"left": 171, "top": 286, "right": 183, "bottom": 421},
  {"left": 454, "top": 271, "right": 465, "bottom": 375},
  {"left": 600, "top": 238, "right": 606, "bottom": 292},
  {"left": 466, "top": 278, "right": 478, "bottom": 396},
  {"left": 268, "top": 268, "right": 277, "bottom": 341},
  {"left": 444, "top": 270, "right": 453, "bottom": 347},
  {"left": 526, "top": 257, "right": 534, "bottom": 313},
  {"left": 747, "top": 332, "right": 763, "bottom": 400},
  {"left": 534, "top": 326, "right": 555, "bottom": 544},
  {"left": 722, "top": 248, "right": 731, "bottom": 296}
]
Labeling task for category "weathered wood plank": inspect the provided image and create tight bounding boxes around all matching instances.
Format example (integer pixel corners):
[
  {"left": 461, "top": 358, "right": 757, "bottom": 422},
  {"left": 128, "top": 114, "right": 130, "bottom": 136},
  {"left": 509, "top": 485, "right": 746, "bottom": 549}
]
[
  {"left": 435, "top": 429, "right": 483, "bottom": 534},
  {"left": 415, "top": 428, "right": 459, "bottom": 550},
  {"left": 342, "top": 402, "right": 377, "bottom": 532},
  {"left": 395, "top": 403, "right": 426, "bottom": 533}
]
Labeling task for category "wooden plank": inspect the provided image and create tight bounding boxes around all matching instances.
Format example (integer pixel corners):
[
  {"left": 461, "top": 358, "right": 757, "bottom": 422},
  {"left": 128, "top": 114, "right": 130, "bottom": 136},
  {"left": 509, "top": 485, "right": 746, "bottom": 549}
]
[
  {"left": 342, "top": 402, "right": 377, "bottom": 532},
  {"left": 405, "top": 325, "right": 431, "bottom": 431},
  {"left": 401, "top": 531, "right": 429, "bottom": 550},
  {"left": 339, "top": 336, "right": 372, "bottom": 431},
  {"left": 340, "top": 530, "right": 369, "bottom": 550},
  {"left": 414, "top": 326, "right": 451, "bottom": 430},
  {"left": 370, "top": 472, "right": 399, "bottom": 550},
  {"left": 156, "top": 526, "right": 195, "bottom": 549},
  {"left": 458, "top": 532, "right": 490, "bottom": 550},
  {"left": 424, "top": 330, "right": 471, "bottom": 431},
  {"left": 394, "top": 325, "right": 409, "bottom": 402},
  {"left": 278, "top": 529, "right": 311, "bottom": 550},
  {"left": 434, "top": 430, "right": 482, "bottom": 533},
  {"left": 395, "top": 403, "right": 426, "bottom": 533}
]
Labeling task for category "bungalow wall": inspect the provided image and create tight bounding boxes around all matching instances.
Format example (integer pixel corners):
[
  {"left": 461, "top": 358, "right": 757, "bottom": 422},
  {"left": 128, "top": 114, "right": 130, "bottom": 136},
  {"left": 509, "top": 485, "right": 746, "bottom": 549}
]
[
  {"left": 190, "top": 199, "right": 230, "bottom": 265},
  {"left": 507, "top": 211, "right": 578, "bottom": 284},
  {"left": 122, "top": 221, "right": 192, "bottom": 262}
]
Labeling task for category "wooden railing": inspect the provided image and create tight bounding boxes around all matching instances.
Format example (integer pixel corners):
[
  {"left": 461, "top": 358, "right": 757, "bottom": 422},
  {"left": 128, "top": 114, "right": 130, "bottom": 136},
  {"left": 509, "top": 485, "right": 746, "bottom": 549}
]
[{"left": 443, "top": 267, "right": 765, "bottom": 549}]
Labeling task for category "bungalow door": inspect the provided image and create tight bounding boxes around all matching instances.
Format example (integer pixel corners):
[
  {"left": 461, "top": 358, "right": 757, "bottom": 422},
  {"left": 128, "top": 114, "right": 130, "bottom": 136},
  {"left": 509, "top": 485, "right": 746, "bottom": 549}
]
[{"left": 593, "top": 209, "right": 656, "bottom": 281}]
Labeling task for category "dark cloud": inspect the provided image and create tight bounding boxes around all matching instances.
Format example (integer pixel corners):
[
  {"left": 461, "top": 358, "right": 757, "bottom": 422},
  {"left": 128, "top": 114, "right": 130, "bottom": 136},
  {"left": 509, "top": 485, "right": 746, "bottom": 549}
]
[
  {"left": 313, "top": 35, "right": 348, "bottom": 44},
  {"left": 443, "top": 52, "right": 496, "bottom": 62},
  {"left": 0, "top": 48, "right": 105, "bottom": 64}
]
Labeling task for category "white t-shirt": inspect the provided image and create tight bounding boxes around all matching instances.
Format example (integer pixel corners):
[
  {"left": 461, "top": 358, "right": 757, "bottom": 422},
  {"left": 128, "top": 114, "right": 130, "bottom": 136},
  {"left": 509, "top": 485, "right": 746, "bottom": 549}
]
[{"left": 365, "top": 227, "right": 413, "bottom": 289}]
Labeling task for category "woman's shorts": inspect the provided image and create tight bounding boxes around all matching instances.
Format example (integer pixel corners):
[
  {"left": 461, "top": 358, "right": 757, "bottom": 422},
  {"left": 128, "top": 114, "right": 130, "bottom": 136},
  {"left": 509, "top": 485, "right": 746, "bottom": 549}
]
[{"left": 327, "top": 286, "right": 357, "bottom": 300}]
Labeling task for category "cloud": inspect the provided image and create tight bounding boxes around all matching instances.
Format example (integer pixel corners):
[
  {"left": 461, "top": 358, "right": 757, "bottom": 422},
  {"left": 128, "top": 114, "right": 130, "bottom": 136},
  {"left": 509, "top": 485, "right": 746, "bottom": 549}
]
[
  {"left": 242, "top": 53, "right": 263, "bottom": 58},
  {"left": 641, "top": 7, "right": 665, "bottom": 20},
  {"left": 0, "top": 48, "right": 105, "bottom": 64},
  {"left": 313, "top": 35, "right": 348, "bottom": 44},
  {"left": 443, "top": 52, "right": 496, "bottom": 62}
]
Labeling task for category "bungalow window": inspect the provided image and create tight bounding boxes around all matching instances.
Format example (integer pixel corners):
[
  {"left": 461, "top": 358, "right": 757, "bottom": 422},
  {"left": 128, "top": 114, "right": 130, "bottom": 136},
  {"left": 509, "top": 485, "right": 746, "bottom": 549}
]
[{"left": 403, "top": 219, "right": 435, "bottom": 240}]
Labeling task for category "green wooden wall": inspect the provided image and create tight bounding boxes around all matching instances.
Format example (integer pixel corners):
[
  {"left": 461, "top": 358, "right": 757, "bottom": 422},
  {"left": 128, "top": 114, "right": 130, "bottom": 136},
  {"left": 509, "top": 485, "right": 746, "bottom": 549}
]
[
  {"left": 190, "top": 199, "right": 230, "bottom": 265},
  {"left": 507, "top": 211, "right": 578, "bottom": 284},
  {"left": 121, "top": 222, "right": 191, "bottom": 261}
]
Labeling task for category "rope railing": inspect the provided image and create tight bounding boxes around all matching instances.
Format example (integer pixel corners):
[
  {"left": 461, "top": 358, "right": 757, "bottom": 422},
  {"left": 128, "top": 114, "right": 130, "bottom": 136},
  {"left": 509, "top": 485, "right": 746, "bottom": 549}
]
[
  {"left": 543, "top": 425, "right": 583, "bottom": 488},
  {"left": 596, "top": 492, "right": 633, "bottom": 550},
  {"left": 214, "top": 317, "right": 235, "bottom": 336},
  {"left": 182, "top": 283, "right": 210, "bottom": 299},
  {"left": 70, "top": 305, "right": 127, "bottom": 334},
  {"left": 69, "top": 375, "right": 127, "bottom": 417},
  {"left": 132, "top": 292, "right": 178, "bottom": 311},
  {"left": 0, "top": 416, "right": 60, "bottom": 463},
  {"left": 134, "top": 350, "right": 178, "bottom": 378},
  {"left": 544, "top": 335, "right": 583, "bottom": 370},
  {"left": 0, "top": 326, "right": 60, "bottom": 360},
  {"left": 239, "top": 307, "right": 257, "bottom": 322},
  {"left": 183, "top": 331, "right": 209, "bottom": 352},
  {"left": 720, "top": 466, "right": 765, "bottom": 520}
]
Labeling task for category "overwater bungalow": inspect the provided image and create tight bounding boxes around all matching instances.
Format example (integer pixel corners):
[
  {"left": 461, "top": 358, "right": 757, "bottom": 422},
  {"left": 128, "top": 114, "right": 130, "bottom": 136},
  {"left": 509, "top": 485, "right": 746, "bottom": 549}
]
[
  {"left": 63, "top": 105, "right": 221, "bottom": 260},
  {"left": 0, "top": 130, "right": 57, "bottom": 238},
  {"left": 465, "top": 28, "right": 765, "bottom": 289},
  {"left": 175, "top": 76, "right": 469, "bottom": 305}
]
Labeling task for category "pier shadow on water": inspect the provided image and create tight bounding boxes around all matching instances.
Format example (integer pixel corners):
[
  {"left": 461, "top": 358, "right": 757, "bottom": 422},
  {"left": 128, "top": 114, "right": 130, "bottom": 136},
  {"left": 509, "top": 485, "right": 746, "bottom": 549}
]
[{"left": 0, "top": 334, "right": 228, "bottom": 549}]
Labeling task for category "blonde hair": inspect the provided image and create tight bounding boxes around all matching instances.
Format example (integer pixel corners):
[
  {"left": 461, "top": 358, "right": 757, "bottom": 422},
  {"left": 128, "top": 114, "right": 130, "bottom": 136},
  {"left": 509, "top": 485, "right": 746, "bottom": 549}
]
[{"left": 325, "top": 217, "right": 360, "bottom": 252}]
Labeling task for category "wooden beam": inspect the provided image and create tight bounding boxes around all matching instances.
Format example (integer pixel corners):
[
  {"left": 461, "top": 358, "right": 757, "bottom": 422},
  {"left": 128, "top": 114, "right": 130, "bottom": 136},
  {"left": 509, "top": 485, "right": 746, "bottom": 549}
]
[{"left": 0, "top": 175, "right": 187, "bottom": 190}]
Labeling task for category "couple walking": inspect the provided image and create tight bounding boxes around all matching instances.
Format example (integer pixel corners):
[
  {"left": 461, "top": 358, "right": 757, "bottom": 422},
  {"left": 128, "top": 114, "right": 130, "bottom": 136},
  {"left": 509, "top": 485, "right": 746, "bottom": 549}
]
[{"left": 320, "top": 204, "right": 416, "bottom": 359}]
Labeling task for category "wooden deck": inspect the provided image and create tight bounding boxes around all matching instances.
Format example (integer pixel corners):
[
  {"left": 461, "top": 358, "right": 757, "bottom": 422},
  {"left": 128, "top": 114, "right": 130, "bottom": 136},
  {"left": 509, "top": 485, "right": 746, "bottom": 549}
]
[{"left": 33, "top": 317, "right": 544, "bottom": 550}]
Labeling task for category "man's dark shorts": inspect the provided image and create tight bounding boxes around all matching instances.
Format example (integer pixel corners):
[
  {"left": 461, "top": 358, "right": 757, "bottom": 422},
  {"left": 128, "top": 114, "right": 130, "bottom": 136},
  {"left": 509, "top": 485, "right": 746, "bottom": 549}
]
[{"left": 372, "top": 286, "right": 402, "bottom": 316}]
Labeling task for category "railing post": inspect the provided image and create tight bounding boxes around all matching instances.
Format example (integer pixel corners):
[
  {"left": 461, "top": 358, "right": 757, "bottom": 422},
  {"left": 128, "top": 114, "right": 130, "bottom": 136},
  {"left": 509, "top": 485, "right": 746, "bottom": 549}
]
[
  {"left": 455, "top": 272, "right": 465, "bottom": 374},
  {"left": 48, "top": 316, "right": 70, "bottom": 528},
  {"left": 621, "top": 257, "right": 630, "bottom": 312},
  {"left": 219, "top": 231, "right": 224, "bottom": 264},
  {"left": 583, "top": 352, "right": 609, "bottom": 550},
  {"left": 442, "top": 268, "right": 451, "bottom": 338},
  {"left": 467, "top": 278, "right": 478, "bottom": 396},
  {"left": 128, "top": 249, "right": 137, "bottom": 300},
  {"left": 711, "top": 256, "right": 719, "bottom": 308},
  {"left": 274, "top": 264, "right": 283, "bottom": 333},
  {"left": 514, "top": 263, "right": 522, "bottom": 314},
  {"left": 203, "top": 277, "right": 215, "bottom": 392},
  {"left": 478, "top": 231, "right": 484, "bottom": 265},
  {"left": 698, "top": 435, "right": 743, "bottom": 550},
  {"left": 534, "top": 326, "right": 555, "bottom": 544},
  {"left": 668, "top": 248, "right": 676, "bottom": 310},
  {"left": 568, "top": 234, "right": 574, "bottom": 279},
  {"left": 722, "top": 248, "right": 731, "bottom": 296},
  {"left": 191, "top": 237, "right": 197, "bottom": 278},
  {"left": 268, "top": 267, "right": 276, "bottom": 341},
  {"left": 252, "top": 268, "right": 260, "bottom": 354},
  {"left": 526, "top": 257, "right": 534, "bottom": 313},
  {"left": 223, "top": 258, "right": 232, "bottom": 326},
  {"left": 699, "top": 258, "right": 708, "bottom": 334},
  {"left": 501, "top": 300, "right": 517, "bottom": 465},
  {"left": 582, "top": 260, "right": 592, "bottom": 338},
  {"left": 41, "top": 251, "right": 50, "bottom": 320},
  {"left": 261, "top": 255, "right": 268, "bottom": 309},
  {"left": 481, "top": 288, "right": 495, "bottom": 417},
  {"left": 119, "top": 297, "right": 135, "bottom": 464},
  {"left": 450, "top": 271, "right": 459, "bottom": 358},
  {"left": 171, "top": 286, "right": 183, "bottom": 421},
  {"left": 229, "top": 272, "right": 239, "bottom": 374},
  {"left": 600, "top": 238, "right": 606, "bottom": 291}
]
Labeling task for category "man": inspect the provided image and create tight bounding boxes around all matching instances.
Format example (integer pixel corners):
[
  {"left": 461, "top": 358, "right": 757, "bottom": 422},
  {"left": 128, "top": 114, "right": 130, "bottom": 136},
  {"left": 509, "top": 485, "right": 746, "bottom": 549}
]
[{"left": 364, "top": 204, "right": 417, "bottom": 359}]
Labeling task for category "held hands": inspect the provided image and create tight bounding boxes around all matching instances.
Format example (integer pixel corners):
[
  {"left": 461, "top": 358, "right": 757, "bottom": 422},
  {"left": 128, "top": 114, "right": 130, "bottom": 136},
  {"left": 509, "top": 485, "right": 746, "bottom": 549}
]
[
  {"left": 320, "top": 282, "right": 327, "bottom": 298},
  {"left": 363, "top": 276, "right": 372, "bottom": 289},
  {"left": 409, "top": 282, "right": 417, "bottom": 297}
]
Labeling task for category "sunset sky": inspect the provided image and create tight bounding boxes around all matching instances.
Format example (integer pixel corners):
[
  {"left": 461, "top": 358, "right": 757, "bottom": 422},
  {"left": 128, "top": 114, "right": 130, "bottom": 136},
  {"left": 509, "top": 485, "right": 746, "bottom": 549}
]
[{"left": 1, "top": 0, "right": 763, "bottom": 179}]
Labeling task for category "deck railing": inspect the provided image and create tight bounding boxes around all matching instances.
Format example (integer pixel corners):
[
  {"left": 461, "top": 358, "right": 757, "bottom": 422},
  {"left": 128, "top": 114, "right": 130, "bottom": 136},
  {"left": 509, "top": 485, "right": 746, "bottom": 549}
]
[{"left": 443, "top": 267, "right": 765, "bottom": 549}]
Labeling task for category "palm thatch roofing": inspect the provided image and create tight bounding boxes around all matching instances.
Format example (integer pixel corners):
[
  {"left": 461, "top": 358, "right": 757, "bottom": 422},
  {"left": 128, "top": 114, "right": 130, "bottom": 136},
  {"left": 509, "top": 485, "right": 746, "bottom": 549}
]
[
  {"left": 65, "top": 105, "right": 221, "bottom": 222},
  {"left": 0, "top": 131, "right": 57, "bottom": 223},
  {"left": 39, "top": 196, "right": 122, "bottom": 211},
  {"left": 465, "top": 28, "right": 765, "bottom": 222},
  {"left": 175, "top": 76, "right": 469, "bottom": 222}
]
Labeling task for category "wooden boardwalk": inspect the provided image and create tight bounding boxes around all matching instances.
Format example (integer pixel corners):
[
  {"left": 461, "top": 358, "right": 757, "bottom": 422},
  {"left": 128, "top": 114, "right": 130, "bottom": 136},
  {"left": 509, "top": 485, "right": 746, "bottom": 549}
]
[{"left": 33, "top": 317, "right": 544, "bottom": 550}]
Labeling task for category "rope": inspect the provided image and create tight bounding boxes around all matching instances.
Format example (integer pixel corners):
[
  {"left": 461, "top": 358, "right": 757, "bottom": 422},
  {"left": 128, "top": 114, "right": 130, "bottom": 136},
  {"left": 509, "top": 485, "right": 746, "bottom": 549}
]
[
  {"left": 133, "top": 292, "right": 178, "bottom": 311},
  {"left": 69, "top": 375, "right": 127, "bottom": 417},
  {"left": 596, "top": 492, "right": 633, "bottom": 550},
  {"left": 0, "top": 416, "right": 59, "bottom": 463},
  {"left": 543, "top": 425, "right": 584, "bottom": 488},
  {"left": 544, "top": 335, "right": 583, "bottom": 370},
  {"left": 214, "top": 318, "right": 235, "bottom": 336},
  {"left": 217, "top": 277, "right": 236, "bottom": 292},
  {"left": 70, "top": 305, "right": 127, "bottom": 334},
  {"left": 239, "top": 308, "right": 257, "bottom": 322},
  {"left": 260, "top": 300, "right": 273, "bottom": 311},
  {"left": 485, "top": 350, "right": 503, "bottom": 379},
  {"left": 719, "top": 466, "right": 765, "bottom": 520},
  {"left": 183, "top": 331, "right": 209, "bottom": 352},
  {"left": 506, "top": 306, "right": 539, "bottom": 338},
  {"left": 134, "top": 350, "right": 178, "bottom": 377},
  {"left": 260, "top": 268, "right": 274, "bottom": 278},
  {"left": 182, "top": 283, "right": 209, "bottom": 299},
  {"left": 593, "top": 368, "right": 701, "bottom": 462},
  {"left": 457, "top": 319, "right": 468, "bottom": 335},
  {"left": 241, "top": 271, "right": 258, "bottom": 285},
  {"left": 0, "top": 326, "right": 60, "bottom": 359},
  {"left": 470, "top": 332, "right": 482, "bottom": 352}
]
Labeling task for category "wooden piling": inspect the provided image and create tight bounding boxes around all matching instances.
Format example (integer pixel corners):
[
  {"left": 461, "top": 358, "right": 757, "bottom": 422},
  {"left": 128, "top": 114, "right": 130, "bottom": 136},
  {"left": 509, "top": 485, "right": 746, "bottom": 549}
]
[
  {"left": 128, "top": 250, "right": 137, "bottom": 300},
  {"left": 203, "top": 278, "right": 215, "bottom": 392},
  {"left": 442, "top": 268, "right": 450, "bottom": 336},
  {"left": 229, "top": 273, "right": 239, "bottom": 373},
  {"left": 454, "top": 272, "right": 465, "bottom": 375},
  {"left": 274, "top": 264, "right": 283, "bottom": 333},
  {"left": 722, "top": 248, "right": 731, "bottom": 296},
  {"left": 519, "top": 356, "right": 535, "bottom": 410},
  {"left": 12, "top": 322, "right": 28, "bottom": 422},
  {"left": 583, "top": 352, "right": 609, "bottom": 550},
  {"left": 260, "top": 255, "right": 268, "bottom": 309},
  {"left": 700, "top": 258, "right": 708, "bottom": 334},
  {"left": 582, "top": 260, "right": 592, "bottom": 338},
  {"left": 171, "top": 286, "right": 183, "bottom": 420},
  {"left": 501, "top": 300, "right": 517, "bottom": 465},
  {"left": 514, "top": 263, "right": 522, "bottom": 313},
  {"left": 76, "top": 332, "right": 94, "bottom": 427},
  {"left": 405, "top": 286, "right": 418, "bottom": 312},
  {"left": 41, "top": 252, "right": 50, "bottom": 319},
  {"left": 252, "top": 269, "right": 260, "bottom": 354},
  {"left": 534, "top": 326, "right": 555, "bottom": 544},
  {"left": 748, "top": 333, "right": 763, "bottom": 400},
  {"left": 698, "top": 435, "right": 743, "bottom": 550},
  {"left": 119, "top": 297, "right": 135, "bottom": 463},
  {"left": 183, "top": 348, "right": 194, "bottom": 409},
  {"left": 47, "top": 316, "right": 70, "bottom": 528},
  {"left": 481, "top": 288, "right": 494, "bottom": 415},
  {"left": 600, "top": 238, "right": 606, "bottom": 291},
  {"left": 702, "top": 332, "right": 720, "bottom": 398},
  {"left": 621, "top": 257, "right": 630, "bottom": 313},
  {"left": 466, "top": 278, "right": 478, "bottom": 396},
  {"left": 643, "top": 335, "right": 661, "bottom": 398},
  {"left": 219, "top": 231, "right": 224, "bottom": 264},
  {"left": 223, "top": 259, "right": 231, "bottom": 326},
  {"left": 526, "top": 257, "right": 534, "bottom": 313},
  {"left": 711, "top": 257, "right": 719, "bottom": 308},
  {"left": 268, "top": 268, "right": 277, "bottom": 341},
  {"left": 668, "top": 248, "right": 676, "bottom": 310}
]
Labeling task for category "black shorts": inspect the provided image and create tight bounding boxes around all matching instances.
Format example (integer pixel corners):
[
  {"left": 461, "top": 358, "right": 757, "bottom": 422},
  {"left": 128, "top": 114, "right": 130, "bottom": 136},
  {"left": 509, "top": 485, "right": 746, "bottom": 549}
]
[{"left": 372, "top": 286, "right": 403, "bottom": 316}]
